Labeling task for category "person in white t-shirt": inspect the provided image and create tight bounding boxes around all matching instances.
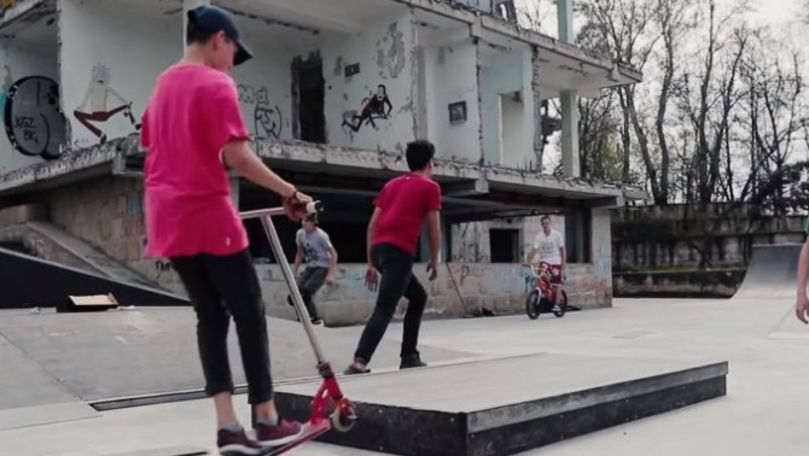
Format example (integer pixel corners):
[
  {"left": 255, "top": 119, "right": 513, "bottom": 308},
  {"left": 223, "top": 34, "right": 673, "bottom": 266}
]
[{"left": 524, "top": 215, "right": 566, "bottom": 311}]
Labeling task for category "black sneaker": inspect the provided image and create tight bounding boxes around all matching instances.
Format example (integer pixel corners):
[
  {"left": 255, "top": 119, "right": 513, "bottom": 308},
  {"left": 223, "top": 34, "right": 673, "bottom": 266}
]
[
  {"left": 400, "top": 353, "right": 427, "bottom": 370},
  {"left": 217, "top": 428, "right": 264, "bottom": 456}
]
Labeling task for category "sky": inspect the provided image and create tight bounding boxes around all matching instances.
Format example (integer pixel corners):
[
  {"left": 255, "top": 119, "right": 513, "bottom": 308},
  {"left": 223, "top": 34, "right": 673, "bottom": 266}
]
[{"left": 515, "top": 0, "right": 805, "bottom": 42}]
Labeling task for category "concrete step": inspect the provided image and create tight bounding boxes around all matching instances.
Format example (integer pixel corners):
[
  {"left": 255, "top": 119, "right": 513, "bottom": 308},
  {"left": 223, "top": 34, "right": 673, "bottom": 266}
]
[{"left": 275, "top": 354, "right": 728, "bottom": 456}]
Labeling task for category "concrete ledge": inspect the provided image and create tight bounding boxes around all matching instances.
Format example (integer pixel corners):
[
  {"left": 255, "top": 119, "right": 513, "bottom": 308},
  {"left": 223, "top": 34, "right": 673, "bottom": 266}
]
[
  {"left": 0, "top": 401, "right": 99, "bottom": 431},
  {"left": 274, "top": 354, "right": 728, "bottom": 456}
]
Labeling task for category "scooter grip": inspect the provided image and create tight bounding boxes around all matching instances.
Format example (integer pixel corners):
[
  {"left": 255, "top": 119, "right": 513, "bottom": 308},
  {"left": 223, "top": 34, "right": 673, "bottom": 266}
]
[{"left": 306, "top": 201, "right": 324, "bottom": 214}]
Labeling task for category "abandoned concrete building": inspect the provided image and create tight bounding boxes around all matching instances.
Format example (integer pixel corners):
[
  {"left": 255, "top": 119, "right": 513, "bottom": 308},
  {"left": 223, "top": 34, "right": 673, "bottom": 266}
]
[{"left": 0, "top": 0, "right": 642, "bottom": 324}]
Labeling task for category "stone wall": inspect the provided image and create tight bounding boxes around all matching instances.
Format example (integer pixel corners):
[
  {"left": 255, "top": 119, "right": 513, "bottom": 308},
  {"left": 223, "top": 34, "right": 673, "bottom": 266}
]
[
  {"left": 0, "top": 204, "right": 92, "bottom": 271},
  {"left": 43, "top": 176, "right": 183, "bottom": 291},
  {"left": 611, "top": 204, "right": 806, "bottom": 297},
  {"left": 256, "top": 261, "right": 607, "bottom": 326}
]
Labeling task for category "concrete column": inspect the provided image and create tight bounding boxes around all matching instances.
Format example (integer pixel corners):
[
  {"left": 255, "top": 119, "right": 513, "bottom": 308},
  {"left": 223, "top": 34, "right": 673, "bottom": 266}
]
[
  {"left": 590, "top": 208, "right": 613, "bottom": 306},
  {"left": 561, "top": 91, "right": 580, "bottom": 178},
  {"left": 557, "top": 0, "right": 580, "bottom": 178},
  {"left": 183, "top": 0, "right": 211, "bottom": 47},
  {"left": 557, "top": 0, "right": 575, "bottom": 44}
]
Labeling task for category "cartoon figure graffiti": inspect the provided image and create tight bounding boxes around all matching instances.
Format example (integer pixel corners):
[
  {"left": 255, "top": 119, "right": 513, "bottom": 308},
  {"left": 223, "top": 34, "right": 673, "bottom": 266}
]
[
  {"left": 3, "top": 76, "right": 67, "bottom": 160},
  {"left": 341, "top": 84, "right": 393, "bottom": 132},
  {"left": 73, "top": 64, "right": 140, "bottom": 144},
  {"left": 254, "top": 87, "right": 282, "bottom": 140}
]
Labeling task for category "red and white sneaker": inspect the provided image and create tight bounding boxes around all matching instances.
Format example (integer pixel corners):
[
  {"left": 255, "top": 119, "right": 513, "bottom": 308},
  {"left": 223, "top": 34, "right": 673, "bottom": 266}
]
[
  {"left": 254, "top": 419, "right": 305, "bottom": 448},
  {"left": 217, "top": 428, "right": 264, "bottom": 455}
]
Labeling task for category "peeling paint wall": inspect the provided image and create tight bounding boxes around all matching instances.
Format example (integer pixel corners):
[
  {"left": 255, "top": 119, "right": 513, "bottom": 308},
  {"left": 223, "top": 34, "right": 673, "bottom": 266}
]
[
  {"left": 591, "top": 209, "right": 613, "bottom": 305},
  {"left": 59, "top": 0, "right": 179, "bottom": 149},
  {"left": 479, "top": 48, "right": 534, "bottom": 167},
  {"left": 320, "top": 11, "right": 416, "bottom": 153},
  {"left": 256, "top": 260, "right": 606, "bottom": 326},
  {"left": 420, "top": 35, "right": 481, "bottom": 162},
  {"left": 0, "top": 29, "right": 59, "bottom": 173},
  {"left": 452, "top": 215, "right": 566, "bottom": 263}
]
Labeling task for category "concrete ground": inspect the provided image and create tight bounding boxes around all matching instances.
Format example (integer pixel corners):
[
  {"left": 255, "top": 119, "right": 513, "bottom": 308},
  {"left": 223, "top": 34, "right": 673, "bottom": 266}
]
[{"left": 2, "top": 295, "right": 807, "bottom": 455}]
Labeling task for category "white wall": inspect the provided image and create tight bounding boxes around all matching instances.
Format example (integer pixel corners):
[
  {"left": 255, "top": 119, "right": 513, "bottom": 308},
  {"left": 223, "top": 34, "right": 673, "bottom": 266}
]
[
  {"left": 480, "top": 48, "right": 534, "bottom": 168},
  {"left": 230, "top": 39, "right": 295, "bottom": 142},
  {"left": 421, "top": 38, "right": 481, "bottom": 162},
  {"left": 59, "top": 0, "right": 179, "bottom": 149},
  {"left": 320, "top": 12, "right": 416, "bottom": 154},
  {"left": 501, "top": 93, "right": 524, "bottom": 164},
  {"left": 0, "top": 34, "right": 59, "bottom": 174}
]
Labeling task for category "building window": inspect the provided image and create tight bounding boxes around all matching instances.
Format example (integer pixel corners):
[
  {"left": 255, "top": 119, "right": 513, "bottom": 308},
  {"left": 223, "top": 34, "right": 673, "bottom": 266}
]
[
  {"left": 292, "top": 54, "right": 326, "bottom": 144},
  {"left": 565, "top": 210, "right": 592, "bottom": 263},
  {"left": 490, "top": 229, "right": 520, "bottom": 263}
]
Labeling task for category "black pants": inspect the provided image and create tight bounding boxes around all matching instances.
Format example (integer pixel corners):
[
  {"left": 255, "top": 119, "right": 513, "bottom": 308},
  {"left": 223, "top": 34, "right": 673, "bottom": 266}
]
[
  {"left": 171, "top": 250, "right": 273, "bottom": 404},
  {"left": 354, "top": 243, "right": 427, "bottom": 362},
  {"left": 288, "top": 266, "right": 327, "bottom": 320}
]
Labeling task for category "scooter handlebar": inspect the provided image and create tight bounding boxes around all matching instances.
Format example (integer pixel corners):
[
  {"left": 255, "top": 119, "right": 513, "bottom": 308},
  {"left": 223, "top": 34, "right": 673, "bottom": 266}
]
[{"left": 240, "top": 201, "right": 322, "bottom": 220}]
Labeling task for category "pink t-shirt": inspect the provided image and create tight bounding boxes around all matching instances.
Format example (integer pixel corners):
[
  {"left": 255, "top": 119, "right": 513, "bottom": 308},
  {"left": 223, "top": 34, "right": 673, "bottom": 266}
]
[{"left": 141, "top": 64, "right": 250, "bottom": 258}]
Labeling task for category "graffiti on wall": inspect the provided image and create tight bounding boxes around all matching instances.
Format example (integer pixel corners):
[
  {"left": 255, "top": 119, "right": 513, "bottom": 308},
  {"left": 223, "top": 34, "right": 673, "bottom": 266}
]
[
  {"left": 238, "top": 84, "right": 282, "bottom": 140},
  {"left": 73, "top": 64, "right": 140, "bottom": 145},
  {"left": 3, "top": 76, "right": 67, "bottom": 160},
  {"left": 341, "top": 84, "right": 393, "bottom": 133},
  {"left": 452, "top": 222, "right": 490, "bottom": 263}
]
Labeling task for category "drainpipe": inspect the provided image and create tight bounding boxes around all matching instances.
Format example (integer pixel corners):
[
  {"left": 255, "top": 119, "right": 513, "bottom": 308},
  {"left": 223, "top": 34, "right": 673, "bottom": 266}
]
[{"left": 558, "top": 0, "right": 580, "bottom": 178}]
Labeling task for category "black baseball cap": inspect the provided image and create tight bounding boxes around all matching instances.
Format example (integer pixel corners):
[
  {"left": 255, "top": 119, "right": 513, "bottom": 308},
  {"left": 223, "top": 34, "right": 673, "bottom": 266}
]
[{"left": 187, "top": 6, "right": 253, "bottom": 66}]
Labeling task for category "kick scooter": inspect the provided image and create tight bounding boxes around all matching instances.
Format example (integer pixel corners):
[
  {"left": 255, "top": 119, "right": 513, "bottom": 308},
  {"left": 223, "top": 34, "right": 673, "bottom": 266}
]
[{"left": 241, "top": 203, "right": 356, "bottom": 455}]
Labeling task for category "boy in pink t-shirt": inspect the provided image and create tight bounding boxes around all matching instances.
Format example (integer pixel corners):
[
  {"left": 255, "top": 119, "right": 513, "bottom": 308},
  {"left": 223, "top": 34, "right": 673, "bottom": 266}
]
[{"left": 141, "top": 6, "right": 309, "bottom": 454}]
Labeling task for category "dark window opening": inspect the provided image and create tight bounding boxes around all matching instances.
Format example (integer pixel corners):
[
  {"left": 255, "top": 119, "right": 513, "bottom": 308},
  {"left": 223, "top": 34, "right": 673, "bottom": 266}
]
[
  {"left": 490, "top": 228, "right": 520, "bottom": 263},
  {"left": 565, "top": 209, "right": 592, "bottom": 263},
  {"left": 293, "top": 54, "right": 326, "bottom": 144}
]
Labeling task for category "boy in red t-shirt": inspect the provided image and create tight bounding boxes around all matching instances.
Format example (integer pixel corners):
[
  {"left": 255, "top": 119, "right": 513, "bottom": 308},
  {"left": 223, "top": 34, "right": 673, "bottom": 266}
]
[
  {"left": 345, "top": 140, "right": 442, "bottom": 375},
  {"left": 141, "top": 6, "right": 309, "bottom": 454}
]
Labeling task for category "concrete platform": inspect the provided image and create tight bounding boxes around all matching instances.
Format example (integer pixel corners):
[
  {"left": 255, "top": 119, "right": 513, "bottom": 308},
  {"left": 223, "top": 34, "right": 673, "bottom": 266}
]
[{"left": 275, "top": 354, "right": 728, "bottom": 456}]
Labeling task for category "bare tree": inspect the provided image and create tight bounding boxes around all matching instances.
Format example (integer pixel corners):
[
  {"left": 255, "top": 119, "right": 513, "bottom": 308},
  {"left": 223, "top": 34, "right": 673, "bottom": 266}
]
[
  {"left": 739, "top": 37, "right": 808, "bottom": 213},
  {"left": 576, "top": 0, "right": 697, "bottom": 204}
]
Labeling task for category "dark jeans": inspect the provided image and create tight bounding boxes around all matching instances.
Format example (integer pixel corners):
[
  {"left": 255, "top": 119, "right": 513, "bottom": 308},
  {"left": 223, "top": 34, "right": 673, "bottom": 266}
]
[
  {"left": 354, "top": 243, "right": 428, "bottom": 362},
  {"left": 288, "top": 266, "right": 327, "bottom": 320},
  {"left": 171, "top": 249, "right": 273, "bottom": 404}
]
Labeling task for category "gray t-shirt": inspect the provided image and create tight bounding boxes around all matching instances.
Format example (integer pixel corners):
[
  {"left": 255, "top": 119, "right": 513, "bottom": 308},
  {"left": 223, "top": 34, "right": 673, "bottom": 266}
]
[{"left": 296, "top": 228, "right": 333, "bottom": 268}]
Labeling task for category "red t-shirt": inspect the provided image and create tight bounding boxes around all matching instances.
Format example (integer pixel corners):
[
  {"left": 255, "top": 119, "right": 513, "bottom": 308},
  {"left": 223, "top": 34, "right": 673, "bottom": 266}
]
[
  {"left": 141, "top": 64, "right": 251, "bottom": 258},
  {"left": 371, "top": 173, "right": 442, "bottom": 254}
]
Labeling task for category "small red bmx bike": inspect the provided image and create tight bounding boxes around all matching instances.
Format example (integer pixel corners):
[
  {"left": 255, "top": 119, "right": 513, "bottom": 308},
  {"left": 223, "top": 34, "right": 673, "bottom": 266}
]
[{"left": 524, "top": 262, "right": 568, "bottom": 320}]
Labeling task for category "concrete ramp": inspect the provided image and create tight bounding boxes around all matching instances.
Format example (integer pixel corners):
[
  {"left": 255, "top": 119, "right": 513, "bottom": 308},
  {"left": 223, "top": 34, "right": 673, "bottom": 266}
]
[
  {"left": 734, "top": 244, "right": 802, "bottom": 299},
  {"left": 0, "top": 246, "right": 187, "bottom": 309}
]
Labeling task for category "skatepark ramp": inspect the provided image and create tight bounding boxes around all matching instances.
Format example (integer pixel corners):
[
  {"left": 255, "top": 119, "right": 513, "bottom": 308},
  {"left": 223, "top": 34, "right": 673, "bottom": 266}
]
[
  {"left": 734, "top": 244, "right": 802, "bottom": 299},
  {"left": 0, "top": 246, "right": 187, "bottom": 309}
]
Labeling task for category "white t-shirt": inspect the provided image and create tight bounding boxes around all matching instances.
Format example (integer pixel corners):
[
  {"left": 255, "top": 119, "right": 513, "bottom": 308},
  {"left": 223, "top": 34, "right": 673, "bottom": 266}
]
[{"left": 533, "top": 229, "right": 565, "bottom": 265}]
